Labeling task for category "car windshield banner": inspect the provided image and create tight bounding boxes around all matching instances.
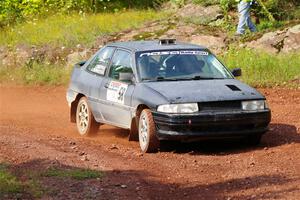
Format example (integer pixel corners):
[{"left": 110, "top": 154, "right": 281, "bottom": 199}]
[{"left": 139, "top": 50, "right": 209, "bottom": 57}]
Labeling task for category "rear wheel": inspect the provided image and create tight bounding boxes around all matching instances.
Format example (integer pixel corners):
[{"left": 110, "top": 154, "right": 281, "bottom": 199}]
[
  {"left": 76, "top": 97, "right": 99, "bottom": 136},
  {"left": 138, "top": 109, "right": 160, "bottom": 153}
]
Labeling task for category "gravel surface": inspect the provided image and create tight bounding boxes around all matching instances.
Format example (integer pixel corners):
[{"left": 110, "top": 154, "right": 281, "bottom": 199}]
[{"left": 0, "top": 85, "right": 299, "bottom": 199}]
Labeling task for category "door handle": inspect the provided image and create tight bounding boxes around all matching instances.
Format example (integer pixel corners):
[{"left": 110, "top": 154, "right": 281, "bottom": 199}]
[{"left": 104, "top": 83, "right": 109, "bottom": 88}]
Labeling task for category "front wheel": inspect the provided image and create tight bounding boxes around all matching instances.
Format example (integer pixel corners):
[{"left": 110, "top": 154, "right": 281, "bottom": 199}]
[
  {"left": 76, "top": 97, "right": 99, "bottom": 136},
  {"left": 246, "top": 133, "right": 263, "bottom": 146},
  {"left": 138, "top": 109, "right": 160, "bottom": 153}
]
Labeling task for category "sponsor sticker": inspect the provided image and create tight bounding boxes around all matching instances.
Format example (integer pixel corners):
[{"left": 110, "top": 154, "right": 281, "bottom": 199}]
[{"left": 107, "top": 81, "right": 128, "bottom": 104}]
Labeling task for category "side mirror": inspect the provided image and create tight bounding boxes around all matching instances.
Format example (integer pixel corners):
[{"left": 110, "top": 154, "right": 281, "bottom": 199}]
[
  {"left": 74, "top": 61, "right": 86, "bottom": 68},
  {"left": 231, "top": 68, "right": 242, "bottom": 77},
  {"left": 119, "top": 72, "right": 134, "bottom": 82}
]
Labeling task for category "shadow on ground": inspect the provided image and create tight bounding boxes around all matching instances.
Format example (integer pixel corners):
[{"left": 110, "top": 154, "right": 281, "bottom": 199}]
[
  {"left": 96, "top": 123, "right": 299, "bottom": 155},
  {"left": 160, "top": 123, "right": 299, "bottom": 154},
  {"left": 1, "top": 159, "right": 299, "bottom": 199}
]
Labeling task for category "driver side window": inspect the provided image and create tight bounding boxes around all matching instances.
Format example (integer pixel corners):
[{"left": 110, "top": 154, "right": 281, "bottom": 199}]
[
  {"left": 87, "top": 46, "right": 115, "bottom": 75},
  {"left": 109, "top": 50, "right": 133, "bottom": 81}
]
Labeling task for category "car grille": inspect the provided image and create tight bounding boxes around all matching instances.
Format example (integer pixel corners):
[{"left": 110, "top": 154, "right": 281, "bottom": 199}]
[{"left": 198, "top": 101, "right": 241, "bottom": 111}]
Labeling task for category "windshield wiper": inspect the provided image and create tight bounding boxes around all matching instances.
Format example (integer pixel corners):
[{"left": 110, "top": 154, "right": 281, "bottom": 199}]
[
  {"left": 142, "top": 76, "right": 226, "bottom": 82},
  {"left": 174, "top": 76, "right": 219, "bottom": 80},
  {"left": 142, "top": 77, "right": 179, "bottom": 82}
]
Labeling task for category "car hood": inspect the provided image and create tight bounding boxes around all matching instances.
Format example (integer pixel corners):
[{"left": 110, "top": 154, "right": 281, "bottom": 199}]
[{"left": 142, "top": 79, "right": 265, "bottom": 103}]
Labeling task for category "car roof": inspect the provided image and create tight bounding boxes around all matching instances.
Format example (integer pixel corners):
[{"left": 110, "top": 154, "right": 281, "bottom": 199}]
[{"left": 106, "top": 40, "right": 207, "bottom": 52}]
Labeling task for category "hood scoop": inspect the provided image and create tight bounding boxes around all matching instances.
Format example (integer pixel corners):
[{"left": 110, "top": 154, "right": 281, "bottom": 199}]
[{"left": 226, "top": 84, "right": 241, "bottom": 91}]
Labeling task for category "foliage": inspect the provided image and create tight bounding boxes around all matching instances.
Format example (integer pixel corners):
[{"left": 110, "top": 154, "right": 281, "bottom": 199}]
[
  {"left": 0, "top": 164, "right": 22, "bottom": 195},
  {"left": 0, "top": 0, "right": 166, "bottom": 27},
  {"left": 218, "top": 0, "right": 299, "bottom": 21},
  {"left": 192, "top": 0, "right": 219, "bottom": 7},
  {"left": 221, "top": 48, "right": 300, "bottom": 87}
]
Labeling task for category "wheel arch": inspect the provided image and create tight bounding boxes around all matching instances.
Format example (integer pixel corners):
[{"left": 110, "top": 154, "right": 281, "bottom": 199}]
[
  {"left": 128, "top": 104, "right": 150, "bottom": 141},
  {"left": 70, "top": 93, "right": 85, "bottom": 123}
]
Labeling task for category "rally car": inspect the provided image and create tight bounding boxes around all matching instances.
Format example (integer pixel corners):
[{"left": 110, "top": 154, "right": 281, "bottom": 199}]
[{"left": 66, "top": 39, "right": 271, "bottom": 153}]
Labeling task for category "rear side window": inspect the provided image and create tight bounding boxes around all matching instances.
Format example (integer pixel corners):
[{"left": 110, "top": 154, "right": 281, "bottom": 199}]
[
  {"left": 109, "top": 50, "right": 133, "bottom": 81},
  {"left": 87, "top": 46, "right": 115, "bottom": 75}
]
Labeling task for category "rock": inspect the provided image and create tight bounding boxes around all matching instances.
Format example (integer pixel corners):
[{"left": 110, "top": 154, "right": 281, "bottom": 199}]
[
  {"left": 15, "top": 45, "right": 33, "bottom": 65},
  {"left": 177, "top": 4, "right": 222, "bottom": 25},
  {"left": 109, "top": 144, "right": 119, "bottom": 150},
  {"left": 94, "top": 34, "right": 116, "bottom": 48},
  {"left": 247, "top": 30, "right": 287, "bottom": 54},
  {"left": 190, "top": 35, "right": 225, "bottom": 53},
  {"left": 80, "top": 155, "right": 89, "bottom": 161},
  {"left": 246, "top": 24, "right": 300, "bottom": 53},
  {"left": 120, "top": 184, "right": 127, "bottom": 188},
  {"left": 281, "top": 24, "right": 300, "bottom": 53},
  {"left": 163, "top": 25, "right": 197, "bottom": 41},
  {"left": 66, "top": 49, "right": 90, "bottom": 67}
]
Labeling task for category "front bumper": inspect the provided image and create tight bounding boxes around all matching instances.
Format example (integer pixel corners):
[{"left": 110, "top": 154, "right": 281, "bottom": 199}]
[{"left": 152, "top": 110, "right": 271, "bottom": 141}]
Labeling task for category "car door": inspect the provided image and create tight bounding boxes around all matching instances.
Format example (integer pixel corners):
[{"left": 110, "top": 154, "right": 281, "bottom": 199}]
[
  {"left": 84, "top": 46, "right": 115, "bottom": 121},
  {"left": 99, "top": 49, "right": 135, "bottom": 128}
]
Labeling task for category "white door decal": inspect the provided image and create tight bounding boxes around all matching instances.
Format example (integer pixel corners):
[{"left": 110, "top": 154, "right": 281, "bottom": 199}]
[{"left": 106, "top": 81, "right": 128, "bottom": 104}]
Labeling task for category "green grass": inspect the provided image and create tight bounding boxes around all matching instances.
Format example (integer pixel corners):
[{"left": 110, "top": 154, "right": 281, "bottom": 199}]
[
  {"left": 0, "top": 164, "right": 22, "bottom": 195},
  {"left": 0, "top": 10, "right": 166, "bottom": 48},
  {"left": 0, "top": 163, "right": 104, "bottom": 198},
  {"left": 43, "top": 167, "right": 103, "bottom": 180},
  {"left": 0, "top": 62, "right": 70, "bottom": 85},
  {"left": 221, "top": 48, "right": 300, "bottom": 87}
]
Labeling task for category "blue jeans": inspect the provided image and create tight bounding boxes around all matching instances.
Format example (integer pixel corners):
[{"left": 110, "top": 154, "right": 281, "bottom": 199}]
[{"left": 236, "top": 1, "right": 256, "bottom": 34}]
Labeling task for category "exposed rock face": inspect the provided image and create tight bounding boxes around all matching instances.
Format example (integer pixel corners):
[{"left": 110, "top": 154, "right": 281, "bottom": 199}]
[
  {"left": 190, "top": 35, "right": 225, "bottom": 54},
  {"left": 246, "top": 24, "right": 300, "bottom": 53},
  {"left": 176, "top": 4, "right": 223, "bottom": 25},
  {"left": 281, "top": 24, "right": 300, "bottom": 53}
]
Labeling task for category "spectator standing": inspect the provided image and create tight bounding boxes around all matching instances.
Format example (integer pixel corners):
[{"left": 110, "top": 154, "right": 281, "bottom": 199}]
[{"left": 236, "top": 0, "right": 257, "bottom": 35}]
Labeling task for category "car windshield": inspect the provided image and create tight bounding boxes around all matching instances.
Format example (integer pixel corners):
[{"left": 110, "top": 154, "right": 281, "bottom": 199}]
[{"left": 136, "top": 50, "right": 233, "bottom": 81}]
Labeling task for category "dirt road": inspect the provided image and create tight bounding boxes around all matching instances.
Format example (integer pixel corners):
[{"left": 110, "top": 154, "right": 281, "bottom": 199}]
[{"left": 0, "top": 85, "right": 299, "bottom": 199}]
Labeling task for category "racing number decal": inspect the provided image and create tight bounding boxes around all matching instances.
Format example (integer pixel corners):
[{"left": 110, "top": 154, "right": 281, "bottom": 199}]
[{"left": 106, "top": 81, "right": 128, "bottom": 104}]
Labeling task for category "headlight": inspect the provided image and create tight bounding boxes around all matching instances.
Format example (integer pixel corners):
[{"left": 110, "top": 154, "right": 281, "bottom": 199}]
[
  {"left": 242, "top": 100, "right": 267, "bottom": 111},
  {"left": 157, "top": 103, "right": 198, "bottom": 113}
]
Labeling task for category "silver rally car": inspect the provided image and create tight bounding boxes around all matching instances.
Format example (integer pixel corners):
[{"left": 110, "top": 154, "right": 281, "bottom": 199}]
[{"left": 66, "top": 39, "right": 271, "bottom": 153}]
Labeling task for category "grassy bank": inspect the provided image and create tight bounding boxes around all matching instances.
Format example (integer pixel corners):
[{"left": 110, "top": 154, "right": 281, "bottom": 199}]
[
  {"left": 1, "top": 49, "right": 299, "bottom": 87},
  {"left": 0, "top": 10, "right": 167, "bottom": 85},
  {"left": 221, "top": 49, "right": 300, "bottom": 87},
  {"left": 0, "top": 9, "right": 299, "bottom": 87},
  {"left": 0, "top": 10, "right": 166, "bottom": 48}
]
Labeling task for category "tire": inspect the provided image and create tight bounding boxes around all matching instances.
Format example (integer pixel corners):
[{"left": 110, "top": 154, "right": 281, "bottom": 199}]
[
  {"left": 76, "top": 97, "right": 99, "bottom": 136},
  {"left": 246, "top": 133, "right": 262, "bottom": 146},
  {"left": 138, "top": 109, "right": 160, "bottom": 153}
]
